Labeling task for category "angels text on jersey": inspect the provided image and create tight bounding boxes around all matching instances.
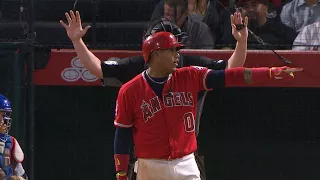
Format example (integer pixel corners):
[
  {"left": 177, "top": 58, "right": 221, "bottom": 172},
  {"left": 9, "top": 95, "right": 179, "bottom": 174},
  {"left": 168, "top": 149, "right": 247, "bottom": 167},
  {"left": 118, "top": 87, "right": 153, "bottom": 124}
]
[{"left": 141, "top": 91, "right": 194, "bottom": 122}]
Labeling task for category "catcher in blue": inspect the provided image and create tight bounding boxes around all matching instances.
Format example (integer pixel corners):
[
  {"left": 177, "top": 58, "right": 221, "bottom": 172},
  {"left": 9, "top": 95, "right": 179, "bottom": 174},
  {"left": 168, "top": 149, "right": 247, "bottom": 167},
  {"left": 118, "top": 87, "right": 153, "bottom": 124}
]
[
  {"left": 0, "top": 94, "right": 27, "bottom": 180},
  {"left": 61, "top": 10, "right": 248, "bottom": 180}
]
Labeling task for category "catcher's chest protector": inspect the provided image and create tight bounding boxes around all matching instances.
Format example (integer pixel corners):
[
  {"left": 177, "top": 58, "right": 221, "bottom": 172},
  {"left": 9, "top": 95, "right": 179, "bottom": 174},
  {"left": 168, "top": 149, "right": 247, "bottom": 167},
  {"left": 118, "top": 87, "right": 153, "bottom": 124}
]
[{"left": 0, "top": 135, "right": 14, "bottom": 178}]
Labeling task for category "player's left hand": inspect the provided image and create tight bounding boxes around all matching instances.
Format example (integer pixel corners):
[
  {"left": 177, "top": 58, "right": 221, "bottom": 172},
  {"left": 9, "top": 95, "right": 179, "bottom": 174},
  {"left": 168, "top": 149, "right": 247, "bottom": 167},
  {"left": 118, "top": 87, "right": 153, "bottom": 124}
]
[
  {"left": 270, "top": 66, "right": 304, "bottom": 80},
  {"left": 231, "top": 12, "right": 248, "bottom": 43}
]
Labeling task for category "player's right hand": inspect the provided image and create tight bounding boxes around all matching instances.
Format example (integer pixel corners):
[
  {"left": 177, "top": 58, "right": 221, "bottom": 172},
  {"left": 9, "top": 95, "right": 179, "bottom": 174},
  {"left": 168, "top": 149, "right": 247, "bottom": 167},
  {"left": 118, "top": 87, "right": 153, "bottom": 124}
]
[
  {"left": 60, "top": 10, "right": 90, "bottom": 42},
  {"left": 116, "top": 174, "right": 128, "bottom": 180}
]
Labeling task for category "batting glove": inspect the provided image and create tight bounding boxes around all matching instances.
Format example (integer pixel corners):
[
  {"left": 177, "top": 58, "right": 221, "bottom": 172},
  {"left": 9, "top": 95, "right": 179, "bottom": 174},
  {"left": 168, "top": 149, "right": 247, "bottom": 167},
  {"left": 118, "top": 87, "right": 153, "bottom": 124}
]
[{"left": 116, "top": 172, "right": 128, "bottom": 180}]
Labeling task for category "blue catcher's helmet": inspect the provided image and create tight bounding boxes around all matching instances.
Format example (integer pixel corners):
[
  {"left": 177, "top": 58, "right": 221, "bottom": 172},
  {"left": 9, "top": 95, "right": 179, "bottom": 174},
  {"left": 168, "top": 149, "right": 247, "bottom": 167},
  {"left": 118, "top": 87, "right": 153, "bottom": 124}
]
[{"left": 0, "top": 94, "right": 12, "bottom": 134}]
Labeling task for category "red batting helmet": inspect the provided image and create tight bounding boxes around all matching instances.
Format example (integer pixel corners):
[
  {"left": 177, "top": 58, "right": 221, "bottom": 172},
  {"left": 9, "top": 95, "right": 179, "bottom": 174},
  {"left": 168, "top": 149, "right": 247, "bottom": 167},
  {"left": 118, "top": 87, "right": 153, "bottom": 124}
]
[{"left": 142, "top": 32, "right": 185, "bottom": 62}]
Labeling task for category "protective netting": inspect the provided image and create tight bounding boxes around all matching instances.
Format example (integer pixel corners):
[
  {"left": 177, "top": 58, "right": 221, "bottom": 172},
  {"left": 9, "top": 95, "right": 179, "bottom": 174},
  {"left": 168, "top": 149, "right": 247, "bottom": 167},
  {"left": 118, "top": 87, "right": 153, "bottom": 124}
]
[{"left": 1, "top": 0, "right": 318, "bottom": 50}]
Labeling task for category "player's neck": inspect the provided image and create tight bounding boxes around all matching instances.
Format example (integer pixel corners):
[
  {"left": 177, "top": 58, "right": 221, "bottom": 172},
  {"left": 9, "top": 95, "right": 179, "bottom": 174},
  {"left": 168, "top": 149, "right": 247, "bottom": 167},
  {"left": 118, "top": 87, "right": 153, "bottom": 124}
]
[{"left": 147, "top": 68, "right": 169, "bottom": 78}]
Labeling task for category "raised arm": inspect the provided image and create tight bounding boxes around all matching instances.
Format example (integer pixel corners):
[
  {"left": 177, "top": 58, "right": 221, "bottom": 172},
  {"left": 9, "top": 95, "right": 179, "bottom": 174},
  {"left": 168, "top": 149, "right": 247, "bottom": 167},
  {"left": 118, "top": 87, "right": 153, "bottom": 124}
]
[
  {"left": 226, "top": 13, "right": 248, "bottom": 69},
  {"left": 182, "top": 13, "right": 248, "bottom": 73},
  {"left": 60, "top": 10, "right": 103, "bottom": 78}
]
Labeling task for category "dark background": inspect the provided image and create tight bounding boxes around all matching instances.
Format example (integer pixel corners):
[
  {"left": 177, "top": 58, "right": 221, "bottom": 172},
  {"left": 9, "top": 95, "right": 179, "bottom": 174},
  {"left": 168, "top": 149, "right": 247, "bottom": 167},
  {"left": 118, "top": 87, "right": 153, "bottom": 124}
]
[{"left": 34, "top": 86, "right": 320, "bottom": 180}]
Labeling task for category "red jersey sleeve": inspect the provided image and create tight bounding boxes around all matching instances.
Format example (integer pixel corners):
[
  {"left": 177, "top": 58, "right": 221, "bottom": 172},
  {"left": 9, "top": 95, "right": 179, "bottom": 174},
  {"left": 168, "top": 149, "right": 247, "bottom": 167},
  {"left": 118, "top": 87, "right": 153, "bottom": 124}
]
[
  {"left": 187, "top": 66, "right": 212, "bottom": 91},
  {"left": 114, "top": 87, "right": 134, "bottom": 128}
]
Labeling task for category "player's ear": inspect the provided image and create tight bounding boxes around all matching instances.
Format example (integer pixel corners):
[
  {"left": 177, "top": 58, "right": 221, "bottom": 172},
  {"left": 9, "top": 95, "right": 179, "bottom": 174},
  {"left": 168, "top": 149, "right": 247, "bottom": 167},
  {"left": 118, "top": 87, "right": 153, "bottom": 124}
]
[
  {"left": 153, "top": 50, "right": 161, "bottom": 61},
  {"left": 156, "top": 51, "right": 162, "bottom": 61},
  {"left": 149, "top": 51, "right": 157, "bottom": 61}
]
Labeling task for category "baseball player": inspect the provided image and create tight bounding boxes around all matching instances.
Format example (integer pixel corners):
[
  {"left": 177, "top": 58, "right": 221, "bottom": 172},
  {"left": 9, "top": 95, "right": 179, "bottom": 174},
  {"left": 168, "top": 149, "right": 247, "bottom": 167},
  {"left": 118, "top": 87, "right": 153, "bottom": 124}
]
[
  {"left": 60, "top": 10, "right": 248, "bottom": 180},
  {"left": 113, "top": 31, "right": 302, "bottom": 180},
  {"left": 0, "top": 94, "right": 27, "bottom": 180}
]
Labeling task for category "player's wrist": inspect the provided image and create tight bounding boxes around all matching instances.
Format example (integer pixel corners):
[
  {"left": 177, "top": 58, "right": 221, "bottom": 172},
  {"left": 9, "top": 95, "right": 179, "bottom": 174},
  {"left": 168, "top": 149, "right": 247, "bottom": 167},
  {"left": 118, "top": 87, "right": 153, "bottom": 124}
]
[
  {"left": 71, "top": 38, "right": 83, "bottom": 45},
  {"left": 114, "top": 154, "right": 130, "bottom": 172},
  {"left": 237, "top": 39, "right": 247, "bottom": 44}
]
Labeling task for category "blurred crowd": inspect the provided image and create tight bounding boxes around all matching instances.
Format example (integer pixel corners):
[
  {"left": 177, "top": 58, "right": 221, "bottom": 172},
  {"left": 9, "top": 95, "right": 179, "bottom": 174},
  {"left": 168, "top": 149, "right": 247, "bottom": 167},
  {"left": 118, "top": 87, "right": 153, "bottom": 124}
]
[{"left": 150, "top": 0, "right": 320, "bottom": 51}]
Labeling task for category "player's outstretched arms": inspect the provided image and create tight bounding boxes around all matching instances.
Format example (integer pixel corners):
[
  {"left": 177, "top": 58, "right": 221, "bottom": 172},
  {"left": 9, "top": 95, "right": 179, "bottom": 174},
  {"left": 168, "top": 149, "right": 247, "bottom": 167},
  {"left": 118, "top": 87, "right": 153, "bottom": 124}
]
[
  {"left": 206, "top": 66, "right": 303, "bottom": 89},
  {"left": 60, "top": 10, "right": 103, "bottom": 78}
]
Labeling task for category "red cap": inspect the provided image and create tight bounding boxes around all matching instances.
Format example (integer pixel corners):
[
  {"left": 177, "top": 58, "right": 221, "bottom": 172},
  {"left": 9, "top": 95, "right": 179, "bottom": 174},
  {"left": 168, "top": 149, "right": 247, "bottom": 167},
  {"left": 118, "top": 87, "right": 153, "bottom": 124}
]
[{"left": 142, "top": 32, "right": 185, "bottom": 62}]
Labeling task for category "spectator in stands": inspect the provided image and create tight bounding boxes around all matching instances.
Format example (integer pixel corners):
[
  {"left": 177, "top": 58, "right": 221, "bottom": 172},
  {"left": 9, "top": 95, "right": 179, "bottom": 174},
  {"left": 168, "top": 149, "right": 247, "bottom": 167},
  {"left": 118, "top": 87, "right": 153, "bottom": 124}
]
[
  {"left": 220, "top": 0, "right": 298, "bottom": 49},
  {"left": 202, "top": 0, "right": 223, "bottom": 47},
  {"left": 151, "top": 0, "right": 208, "bottom": 21},
  {"left": 280, "top": 0, "right": 320, "bottom": 32},
  {"left": 292, "top": 21, "right": 320, "bottom": 50},
  {"left": 150, "top": 0, "right": 215, "bottom": 49},
  {"left": 188, "top": 0, "right": 208, "bottom": 20}
]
